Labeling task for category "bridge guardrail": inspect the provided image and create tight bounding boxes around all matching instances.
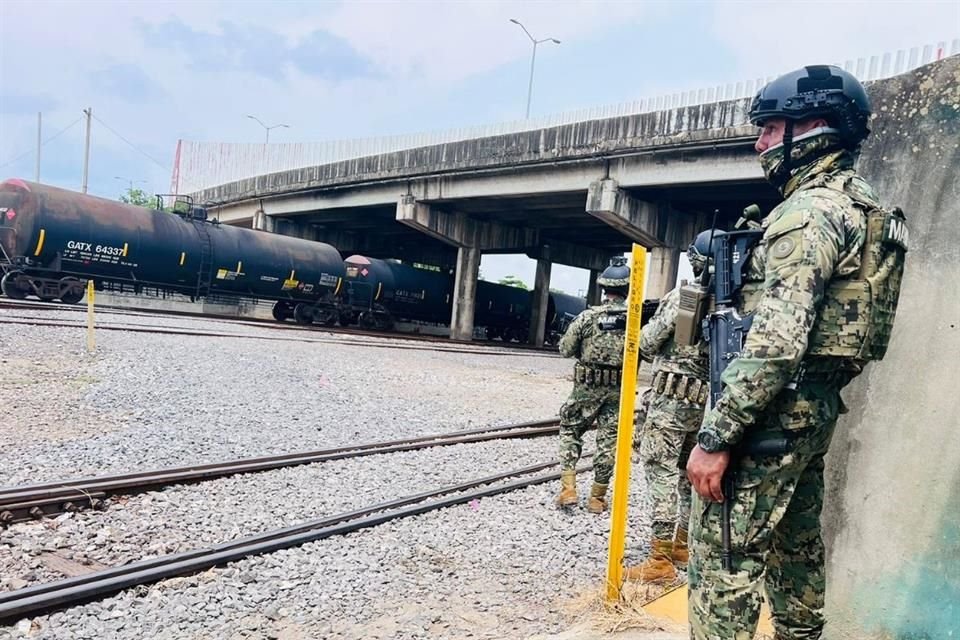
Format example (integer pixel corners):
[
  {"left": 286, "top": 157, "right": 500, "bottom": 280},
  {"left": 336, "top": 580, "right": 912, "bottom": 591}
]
[{"left": 174, "top": 39, "right": 959, "bottom": 195}]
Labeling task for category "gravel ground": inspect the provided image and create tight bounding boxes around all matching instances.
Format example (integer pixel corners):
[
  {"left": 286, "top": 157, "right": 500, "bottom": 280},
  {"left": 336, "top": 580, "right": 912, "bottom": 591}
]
[
  {"left": 0, "top": 437, "right": 560, "bottom": 591},
  {"left": 1, "top": 306, "right": 661, "bottom": 639},
  {"left": 4, "top": 473, "right": 657, "bottom": 640},
  {"left": 0, "top": 313, "right": 568, "bottom": 485}
]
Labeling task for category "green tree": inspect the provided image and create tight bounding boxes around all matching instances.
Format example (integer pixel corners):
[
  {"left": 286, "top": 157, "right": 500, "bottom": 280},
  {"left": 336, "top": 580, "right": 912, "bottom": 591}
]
[
  {"left": 119, "top": 187, "right": 153, "bottom": 209},
  {"left": 498, "top": 275, "right": 529, "bottom": 290}
]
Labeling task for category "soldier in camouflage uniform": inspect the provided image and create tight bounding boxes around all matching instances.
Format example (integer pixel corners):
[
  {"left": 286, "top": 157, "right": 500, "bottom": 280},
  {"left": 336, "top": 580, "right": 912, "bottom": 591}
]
[
  {"left": 624, "top": 230, "right": 713, "bottom": 584},
  {"left": 686, "top": 66, "right": 908, "bottom": 639},
  {"left": 555, "top": 256, "right": 631, "bottom": 513}
]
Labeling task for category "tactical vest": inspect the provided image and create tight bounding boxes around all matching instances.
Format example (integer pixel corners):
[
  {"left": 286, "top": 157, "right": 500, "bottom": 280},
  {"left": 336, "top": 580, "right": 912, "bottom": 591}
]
[
  {"left": 579, "top": 305, "right": 626, "bottom": 369},
  {"left": 744, "top": 173, "right": 908, "bottom": 364},
  {"left": 807, "top": 174, "right": 908, "bottom": 362}
]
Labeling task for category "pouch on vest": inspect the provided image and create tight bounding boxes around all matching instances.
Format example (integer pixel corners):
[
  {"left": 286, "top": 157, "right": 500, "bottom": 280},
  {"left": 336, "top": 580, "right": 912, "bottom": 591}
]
[{"left": 807, "top": 193, "right": 908, "bottom": 362}]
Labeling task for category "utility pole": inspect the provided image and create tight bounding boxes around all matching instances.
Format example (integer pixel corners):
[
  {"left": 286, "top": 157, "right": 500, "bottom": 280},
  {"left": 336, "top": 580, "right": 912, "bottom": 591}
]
[
  {"left": 81, "top": 108, "right": 92, "bottom": 194},
  {"left": 35, "top": 113, "right": 41, "bottom": 183}
]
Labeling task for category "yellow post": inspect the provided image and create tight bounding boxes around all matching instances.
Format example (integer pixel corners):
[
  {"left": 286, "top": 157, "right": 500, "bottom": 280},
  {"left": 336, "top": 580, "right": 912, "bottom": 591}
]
[
  {"left": 86, "top": 280, "right": 95, "bottom": 354},
  {"left": 605, "top": 244, "right": 647, "bottom": 601}
]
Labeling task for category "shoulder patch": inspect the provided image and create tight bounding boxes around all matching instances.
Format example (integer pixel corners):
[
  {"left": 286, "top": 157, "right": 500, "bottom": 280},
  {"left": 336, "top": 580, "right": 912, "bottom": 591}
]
[{"left": 771, "top": 235, "right": 797, "bottom": 259}]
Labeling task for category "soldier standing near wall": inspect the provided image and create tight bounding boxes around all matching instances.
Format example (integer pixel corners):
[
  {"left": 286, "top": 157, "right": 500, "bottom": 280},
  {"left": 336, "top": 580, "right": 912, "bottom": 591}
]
[
  {"left": 686, "top": 66, "right": 908, "bottom": 639},
  {"left": 555, "top": 257, "right": 631, "bottom": 513},
  {"left": 624, "top": 231, "right": 713, "bottom": 583}
]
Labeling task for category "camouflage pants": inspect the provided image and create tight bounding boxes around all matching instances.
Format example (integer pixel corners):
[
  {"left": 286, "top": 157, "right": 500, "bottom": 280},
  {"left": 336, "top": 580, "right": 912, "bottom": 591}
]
[
  {"left": 639, "top": 391, "right": 704, "bottom": 540},
  {"left": 558, "top": 383, "right": 620, "bottom": 484},
  {"left": 688, "top": 383, "right": 841, "bottom": 640}
]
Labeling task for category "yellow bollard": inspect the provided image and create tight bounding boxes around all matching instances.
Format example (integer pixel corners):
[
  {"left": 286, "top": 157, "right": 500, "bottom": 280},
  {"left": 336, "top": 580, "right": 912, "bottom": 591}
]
[
  {"left": 86, "top": 280, "right": 95, "bottom": 354},
  {"left": 605, "top": 244, "right": 647, "bottom": 601}
]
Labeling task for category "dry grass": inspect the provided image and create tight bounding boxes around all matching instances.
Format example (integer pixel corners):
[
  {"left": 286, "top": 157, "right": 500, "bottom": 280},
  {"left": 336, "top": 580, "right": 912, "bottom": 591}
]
[
  {"left": 559, "top": 579, "right": 688, "bottom": 635},
  {"left": 559, "top": 580, "right": 782, "bottom": 639}
]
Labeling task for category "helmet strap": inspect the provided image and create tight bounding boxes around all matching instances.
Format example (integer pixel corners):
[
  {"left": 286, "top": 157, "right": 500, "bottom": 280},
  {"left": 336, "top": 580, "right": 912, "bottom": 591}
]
[{"left": 775, "top": 120, "right": 795, "bottom": 185}]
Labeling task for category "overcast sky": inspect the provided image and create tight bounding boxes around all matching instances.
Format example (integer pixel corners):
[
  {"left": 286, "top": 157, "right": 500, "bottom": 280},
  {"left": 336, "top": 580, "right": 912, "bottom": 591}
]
[{"left": 1, "top": 0, "right": 956, "bottom": 296}]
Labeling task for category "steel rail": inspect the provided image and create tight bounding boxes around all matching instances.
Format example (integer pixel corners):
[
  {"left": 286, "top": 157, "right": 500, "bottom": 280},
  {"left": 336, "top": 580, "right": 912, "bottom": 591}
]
[
  {"left": 0, "top": 459, "right": 593, "bottom": 622},
  {"left": 0, "top": 418, "right": 561, "bottom": 524},
  {"left": 0, "top": 298, "right": 559, "bottom": 353},
  {"left": 0, "top": 317, "right": 560, "bottom": 357}
]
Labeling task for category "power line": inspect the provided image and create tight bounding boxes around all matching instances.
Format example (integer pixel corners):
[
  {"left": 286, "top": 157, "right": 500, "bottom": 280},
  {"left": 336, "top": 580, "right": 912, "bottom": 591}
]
[
  {"left": 91, "top": 114, "right": 201, "bottom": 194},
  {"left": 0, "top": 117, "right": 82, "bottom": 170},
  {"left": 91, "top": 114, "right": 169, "bottom": 173},
  {"left": 91, "top": 113, "right": 205, "bottom": 194}
]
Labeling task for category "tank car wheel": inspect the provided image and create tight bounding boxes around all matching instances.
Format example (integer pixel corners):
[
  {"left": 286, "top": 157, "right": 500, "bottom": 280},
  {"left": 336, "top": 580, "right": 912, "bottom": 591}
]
[
  {"left": 0, "top": 272, "right": 28, "bottom": 300},
  {"left": 58, "top": 278, "right": 85, "bottom": 304},
  {"left": 358, "top": 311, "right": 376, "bottom": 329},
  {"left": 272, "top": 302, "right": 291, "bottom": 322},
  {"left": 293, "top": 303, "right": 314, "bottom": 325}
]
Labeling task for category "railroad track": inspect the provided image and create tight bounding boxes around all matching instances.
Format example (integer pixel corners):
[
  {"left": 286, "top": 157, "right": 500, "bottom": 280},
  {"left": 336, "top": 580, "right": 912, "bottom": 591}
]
[
  {"left": 0, "top": 315, "right": 560, "bottom": 358},
  {"left": 0, "top": 418, "right": 561, "bottom": 525},
  {"left": 0, "top": 298, "right": 559, "bottom": 354},
  {"left": 0, "top": 458, "right": 593, "bottom": 623}
]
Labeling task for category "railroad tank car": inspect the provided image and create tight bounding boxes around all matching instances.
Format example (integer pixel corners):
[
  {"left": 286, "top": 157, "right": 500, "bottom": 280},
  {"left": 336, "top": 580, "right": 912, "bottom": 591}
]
[
  {"left": 475, "top": 280, "right": 532, "bottom": 342},
  {"left": 0, "top": 179, "right": 346, "bottom": 310},
  {"left": 339, "top": 254, "right": 590, "bottom": 343},
  {"left": 341, "top": 255, "right": 452, "bottom": 329},
  {"left": 544, "top": 291, "right": 588, "bottom": 342}
]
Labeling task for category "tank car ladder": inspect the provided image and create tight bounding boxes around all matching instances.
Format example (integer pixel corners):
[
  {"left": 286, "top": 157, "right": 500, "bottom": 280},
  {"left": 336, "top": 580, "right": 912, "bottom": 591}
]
[{"left": 193, "top": 222, "right": 214, "bottom": 299}]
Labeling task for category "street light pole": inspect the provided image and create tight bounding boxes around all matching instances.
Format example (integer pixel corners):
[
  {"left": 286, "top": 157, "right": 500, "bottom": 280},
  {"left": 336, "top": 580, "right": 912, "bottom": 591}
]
[
  {"left": 510, "top": 19, "right": 560, "bottom": 119},
  {"left": 246, "top": 115, "right": 290, "bottom": 143}
]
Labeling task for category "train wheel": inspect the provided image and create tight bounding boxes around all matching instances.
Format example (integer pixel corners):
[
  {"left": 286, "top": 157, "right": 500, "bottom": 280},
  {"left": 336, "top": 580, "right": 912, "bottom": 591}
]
[
  {"left": 272, "top": 302, "right": 291, "bottom": 322},
  {"left": 293, "top": 303, "right": 314, "bottom": 325},
  {"left": 358, "top": 311, "right": 376, "bottom": 329},
  {"left": 58, "top": 277, "right": 85, "bottom": 304},
  {"left": 0, "top": 272, "right": 28, "bottom": 300}
]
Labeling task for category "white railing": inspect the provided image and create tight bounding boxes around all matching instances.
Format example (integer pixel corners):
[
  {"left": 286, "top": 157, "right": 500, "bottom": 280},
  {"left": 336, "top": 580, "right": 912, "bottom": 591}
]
[{"left": 177, "top": 39, "right": 959, "bottom": 195}]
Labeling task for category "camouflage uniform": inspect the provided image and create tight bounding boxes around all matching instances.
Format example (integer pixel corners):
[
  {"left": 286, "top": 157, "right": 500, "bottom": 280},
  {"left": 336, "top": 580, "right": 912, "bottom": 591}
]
[
  {"left": 638, "top": 286, "right": 709, "bottom": 540},
  {"left": 689, "top": 135, "right": 907, "bottom": 639},
  {"left": 557, "top": 299, "right": 627, "bottom": 485}
]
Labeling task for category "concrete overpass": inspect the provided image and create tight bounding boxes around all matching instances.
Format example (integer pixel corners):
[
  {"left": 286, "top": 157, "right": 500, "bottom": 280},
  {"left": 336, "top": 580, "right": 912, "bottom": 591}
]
[
  {"left": 190, "top": 97, "right": 784, "bottom": 343},
  {"left": 182, "top": 43, "right": 955, "bottom": 346}
]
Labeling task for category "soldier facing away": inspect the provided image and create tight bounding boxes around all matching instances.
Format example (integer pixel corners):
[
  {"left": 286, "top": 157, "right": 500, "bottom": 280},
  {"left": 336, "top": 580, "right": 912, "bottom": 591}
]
[
  {"left": 624, "top": 230, "right": 714, "bottom": 584},
  {"left": 686, "top": 66, "right": 908, "bottom": 639},
  {"left": 555, "top": 256, "right": 631, "bottom": 513}
]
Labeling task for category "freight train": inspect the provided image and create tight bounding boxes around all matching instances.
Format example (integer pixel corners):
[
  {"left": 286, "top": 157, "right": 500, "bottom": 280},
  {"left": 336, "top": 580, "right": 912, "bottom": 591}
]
[{"left": 0, "top": 179, "right": 602, "bottom": 343}]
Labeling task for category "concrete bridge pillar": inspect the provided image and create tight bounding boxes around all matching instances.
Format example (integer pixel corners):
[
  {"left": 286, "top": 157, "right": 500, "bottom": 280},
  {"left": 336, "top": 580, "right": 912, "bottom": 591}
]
[
  {"left": 528, "top": 257, "right": 552, "bottom": 346},
  {"left": 587, "top": 269, "right": 601, "bottom": 306},
  {"left": 646, "top": 246, "right": 681, "bottom": 300},
  {"left": 450, "top": 246, "right": 481, "bottom": 341}
]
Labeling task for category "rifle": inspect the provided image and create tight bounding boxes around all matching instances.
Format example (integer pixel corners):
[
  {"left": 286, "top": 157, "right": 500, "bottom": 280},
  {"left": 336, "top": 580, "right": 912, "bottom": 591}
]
[
  {"left": 720, "top": 437, "right": 792, "bottom": 572},
  {"left": 700, "top": 209, "right": 789, "bottom": 573}
]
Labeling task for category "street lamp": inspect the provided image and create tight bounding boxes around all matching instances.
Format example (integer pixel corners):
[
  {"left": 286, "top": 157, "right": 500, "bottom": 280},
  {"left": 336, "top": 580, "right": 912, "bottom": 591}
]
[
  {"left": 114, "top": 176, "right": 146, "bottom": 191},
  {"left": 246, "top": 115, "right": 290, "bottom": 143},
  {"left": 509, "top": 18, "right": 560, "bottom": 119}
]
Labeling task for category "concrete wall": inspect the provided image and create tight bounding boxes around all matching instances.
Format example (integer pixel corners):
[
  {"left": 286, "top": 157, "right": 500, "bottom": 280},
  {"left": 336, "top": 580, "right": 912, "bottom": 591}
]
[{"left": 823, "top": 55, "right": 960, "bottom": 637}]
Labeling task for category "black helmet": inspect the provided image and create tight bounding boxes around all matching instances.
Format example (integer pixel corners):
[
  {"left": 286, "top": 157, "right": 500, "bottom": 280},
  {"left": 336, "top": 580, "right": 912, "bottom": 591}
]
[
  {"left": 597, "top": 256, "right": 630, "bottom": 291},
  {"left": 748, "top": 65, "right": 872, "bottom": 149},
  {"left": 687, "top": 229, "right": 714, "bottom": 275}
]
